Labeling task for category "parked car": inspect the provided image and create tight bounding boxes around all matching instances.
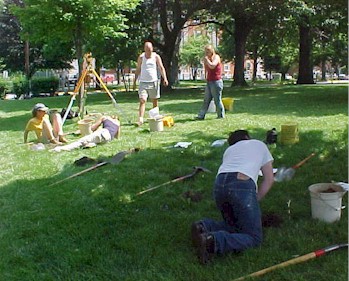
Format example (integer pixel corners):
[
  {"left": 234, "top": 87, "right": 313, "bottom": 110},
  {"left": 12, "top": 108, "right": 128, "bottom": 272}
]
[
  {"left": 339, "top": 74, "right": 348, "bottom": 80},
  {"left": 102, "top": 74, "right": 115, "bottom": 83},
  {"left": 66, "top": 74, "right": 78, "bottom": 86},
  {"left": 3, "top": 93, "right": 17, "bottom": 100}
]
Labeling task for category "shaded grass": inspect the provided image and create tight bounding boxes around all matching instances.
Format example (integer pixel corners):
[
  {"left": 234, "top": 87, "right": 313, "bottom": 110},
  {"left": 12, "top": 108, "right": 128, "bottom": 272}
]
[{"left": 0, "top": 83, "right": 347, "bottom": 280}]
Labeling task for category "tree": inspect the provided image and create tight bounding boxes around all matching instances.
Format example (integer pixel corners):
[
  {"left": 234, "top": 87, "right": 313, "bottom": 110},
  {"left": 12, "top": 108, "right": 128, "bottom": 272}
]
[
  {"left": 12, "top": 0, "right": 139, "bottom": 107},
  {"left": 291, "top": 0, "right": 348, "bottom": 84},
  {"left": 87, "top": 4, "right": 153, "bottom": 88},
  {"left": 214, "top": 0, "right": 288, "bottom": 86},
  {"left": 12, "top": 0, "right": 139, "bottom": 77},
  {"left": 0, "top": 0, "right": 72, "bottom": 97},
  {"left": 312, "top": 2, "right": 348, "bottom": 80},
  {"left": 140, "top": 0, "right": 216, "bottom": 89},
  {"left": 179, "top": 35, "right": 208, "bottom": 81}
]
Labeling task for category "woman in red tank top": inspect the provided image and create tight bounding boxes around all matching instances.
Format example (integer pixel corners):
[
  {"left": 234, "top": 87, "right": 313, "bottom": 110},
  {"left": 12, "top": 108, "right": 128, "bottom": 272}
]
[{"left": 196, "top": 45, "right": 225, "bottom": 120}]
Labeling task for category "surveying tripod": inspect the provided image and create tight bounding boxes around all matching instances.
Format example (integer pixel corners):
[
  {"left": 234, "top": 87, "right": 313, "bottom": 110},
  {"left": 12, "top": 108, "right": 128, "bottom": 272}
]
[{"left": 62, "top": 53, "right": 118, "bottom": 124}]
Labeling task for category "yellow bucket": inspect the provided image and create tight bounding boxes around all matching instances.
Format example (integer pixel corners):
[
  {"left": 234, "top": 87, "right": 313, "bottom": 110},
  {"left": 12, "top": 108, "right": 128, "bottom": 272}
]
[
  {"left": 78, "top": 119, "right": 94, "bottom": 136},
  {"left": 222, "top": 98, "right": 234, "bottom": 111},
  {"left": 280, "top": 123, "right": 299, "bottom": 145},
  {"left": 163, "top": 116, "right": 174, "bottom": 127}
]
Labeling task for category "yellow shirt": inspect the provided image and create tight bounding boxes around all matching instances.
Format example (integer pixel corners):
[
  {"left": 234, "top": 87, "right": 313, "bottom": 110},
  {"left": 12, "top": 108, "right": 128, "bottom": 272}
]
[{"left": 25, "top": 115, "right": 49, "bottom": 139}]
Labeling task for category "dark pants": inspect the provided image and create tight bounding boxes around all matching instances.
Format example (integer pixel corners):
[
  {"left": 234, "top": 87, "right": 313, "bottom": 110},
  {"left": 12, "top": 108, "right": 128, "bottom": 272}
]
[{"left": 201, "top": 172, "right": 263, "bottom": 254}]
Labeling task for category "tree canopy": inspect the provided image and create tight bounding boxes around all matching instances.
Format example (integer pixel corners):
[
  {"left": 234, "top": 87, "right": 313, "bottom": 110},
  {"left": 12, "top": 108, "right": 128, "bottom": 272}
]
[
  {"left": 11, "top": 0, "right": 140, "bottom": 76},
  {"left": 179, "top": 35, "right": 209, "bottom": 80}
]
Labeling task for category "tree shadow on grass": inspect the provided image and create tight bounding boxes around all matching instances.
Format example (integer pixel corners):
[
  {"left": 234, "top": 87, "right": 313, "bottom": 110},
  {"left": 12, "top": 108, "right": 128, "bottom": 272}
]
[{"left": 0, "top": 128, "right": 347, "bottom": 279}]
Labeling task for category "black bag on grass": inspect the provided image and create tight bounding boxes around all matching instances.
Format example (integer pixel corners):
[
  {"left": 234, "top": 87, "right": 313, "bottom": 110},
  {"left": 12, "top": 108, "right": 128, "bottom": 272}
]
[{"left": 60, "top": 108, "right": 78, "bottom": 119}]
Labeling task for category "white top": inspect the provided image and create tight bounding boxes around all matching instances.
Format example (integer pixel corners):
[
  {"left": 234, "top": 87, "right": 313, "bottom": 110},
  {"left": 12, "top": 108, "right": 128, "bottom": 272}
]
[
  {"left": 217, "top": 139, "right": 273, "bottom": 186},
  {"left": 139, "top": 53, "right": 158, "bottom": 82}
]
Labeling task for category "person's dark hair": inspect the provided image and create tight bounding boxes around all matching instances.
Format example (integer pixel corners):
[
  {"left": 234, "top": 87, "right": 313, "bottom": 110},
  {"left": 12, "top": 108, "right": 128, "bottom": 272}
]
[{"left": 228, "top": 130, "right": 250, "bottom": 145}]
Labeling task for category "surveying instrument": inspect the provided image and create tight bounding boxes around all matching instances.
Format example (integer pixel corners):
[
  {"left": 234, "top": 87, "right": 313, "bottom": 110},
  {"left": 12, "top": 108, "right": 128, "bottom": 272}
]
[{"left": 62, "top": 53, "right": 119, "bottom": 124}]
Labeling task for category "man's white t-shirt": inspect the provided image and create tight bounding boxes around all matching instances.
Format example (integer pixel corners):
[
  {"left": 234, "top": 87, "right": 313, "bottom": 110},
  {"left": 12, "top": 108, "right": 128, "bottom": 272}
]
[{"left": 217, "top": 139, "right": 273, "bottom": 186}]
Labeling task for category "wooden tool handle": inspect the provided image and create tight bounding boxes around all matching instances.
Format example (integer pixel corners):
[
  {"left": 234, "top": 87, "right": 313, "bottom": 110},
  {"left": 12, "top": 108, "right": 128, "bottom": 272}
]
[
  {"left": 292, "top": 153, "right": 315, "bottom": 169},
  {"left": 233, "top": 252, "right": 316, "bottom": 281}
]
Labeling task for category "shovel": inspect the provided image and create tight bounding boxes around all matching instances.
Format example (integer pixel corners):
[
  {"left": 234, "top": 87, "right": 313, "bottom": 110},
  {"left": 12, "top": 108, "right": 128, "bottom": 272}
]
[
  {"left": 49, "top": 148, "right": 139, "bottom": 186},
  {"left": 136, "top": 166, "right": 211, "bottom": 196},
  {"left": 274, "top": 152, "right": 316, "bottom": 182}
]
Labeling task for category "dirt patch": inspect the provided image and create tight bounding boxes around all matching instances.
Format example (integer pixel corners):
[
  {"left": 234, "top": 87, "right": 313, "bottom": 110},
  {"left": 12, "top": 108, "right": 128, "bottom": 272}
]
[
  {"left": 262, "top": 212, "right": 283, "bottom": 228},
  {"left": 182, "top": 190, "right": 203, "bottom": 202}
]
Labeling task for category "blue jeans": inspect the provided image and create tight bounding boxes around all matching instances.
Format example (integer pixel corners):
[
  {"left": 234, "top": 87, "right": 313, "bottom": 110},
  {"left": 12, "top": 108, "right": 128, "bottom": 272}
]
[
  {"left": 198, "top": 79, "right": 225, "bottom": 119},
  {"left": 201, "top": 173, "right": 263, "bottom": 254}
]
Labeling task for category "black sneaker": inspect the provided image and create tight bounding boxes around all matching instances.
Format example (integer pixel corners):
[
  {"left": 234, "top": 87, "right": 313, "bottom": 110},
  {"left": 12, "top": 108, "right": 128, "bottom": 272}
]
[
  {"left": 194, "top": 116, "right": 204, "bottom": 120},
  {"left": 197, "top": 233, "right": 215, "bottom": 265},
  {"left": 191, "top": 221, "right": 206, "bottom": 248}
]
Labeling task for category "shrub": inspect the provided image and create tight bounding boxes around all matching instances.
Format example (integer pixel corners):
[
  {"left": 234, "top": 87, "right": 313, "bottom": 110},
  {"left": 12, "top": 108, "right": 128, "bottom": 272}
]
[
  {"left": 0, "top": 78, "right": 12, "bottom": 99},
  {"left": 31, "top": 76, "right": 59, "bottom": 96},
  {"left": 10, "top": 76, "right": 60, "bottom": 97},
  {"left": 12, "top": 76, "right": 30, "bottom": 96}
]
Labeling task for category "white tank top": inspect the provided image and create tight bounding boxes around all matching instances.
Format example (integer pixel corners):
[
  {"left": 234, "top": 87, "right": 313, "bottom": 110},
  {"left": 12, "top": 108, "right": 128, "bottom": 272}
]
[{"left": 139, "top": 53, "right": 158, "bottom": 82}]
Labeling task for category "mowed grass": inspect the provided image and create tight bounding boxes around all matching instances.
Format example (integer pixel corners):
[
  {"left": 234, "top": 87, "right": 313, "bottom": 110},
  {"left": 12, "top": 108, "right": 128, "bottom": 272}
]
[{"left": 0, "top": 82, "right": 347, "bottom": 281}]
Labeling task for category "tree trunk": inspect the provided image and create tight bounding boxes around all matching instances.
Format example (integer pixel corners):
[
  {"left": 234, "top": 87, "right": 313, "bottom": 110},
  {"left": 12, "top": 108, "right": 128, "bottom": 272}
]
[
  {"left": 24, "top": 39, "right": 31, "bottom": 96},
  {"left": 157, "top": 34, "right": 179, "bottom": 91},
  {"left": 73, "top": 19, "right": 86, "bottom": 116},
  {"left": 297, "top": 16, "right": 314, "bottom": 84},
  {"left": 232, "top": 17, "right": 250, "bottom": 87},
  {"left": 252, "top": 46, "right": 258, "bottom": 82}
]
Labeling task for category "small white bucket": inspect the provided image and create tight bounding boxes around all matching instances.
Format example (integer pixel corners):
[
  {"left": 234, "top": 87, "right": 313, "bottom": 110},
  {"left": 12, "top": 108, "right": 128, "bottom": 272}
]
[
  {"left": 148, "top": 118, "right": 163, "bottom": 132},
  {"left": 78, "top": 119, "right": 94, "bottom": 136},
  {"left": 308, "top": 183, "right": 347, "bottom": 223},
  {"left": 207, "top": 100, "right": 216, "bottom": 113}
]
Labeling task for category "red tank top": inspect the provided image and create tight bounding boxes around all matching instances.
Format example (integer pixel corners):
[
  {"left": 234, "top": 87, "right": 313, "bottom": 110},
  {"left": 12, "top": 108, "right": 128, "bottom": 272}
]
[{"left": 207, "top": 63, "right": 222, "bottom": 81}]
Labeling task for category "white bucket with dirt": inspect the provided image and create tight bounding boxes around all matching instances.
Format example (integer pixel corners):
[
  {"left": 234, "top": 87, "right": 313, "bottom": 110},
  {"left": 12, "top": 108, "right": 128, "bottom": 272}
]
[
  {"left": 308, "top": 183, "right": 347, "bottom": 223},
  {"left": 78, "top": 119, "right": 94, "bottom": 136},
  {"left": 148, "top": 118, "right": 163, "bottom": 132}
]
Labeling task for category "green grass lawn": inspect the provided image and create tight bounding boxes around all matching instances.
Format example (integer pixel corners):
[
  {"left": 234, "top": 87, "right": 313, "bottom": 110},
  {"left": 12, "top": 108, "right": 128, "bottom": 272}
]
[{"left": 0, "top": 83, "right": 347, "bottom": 281}]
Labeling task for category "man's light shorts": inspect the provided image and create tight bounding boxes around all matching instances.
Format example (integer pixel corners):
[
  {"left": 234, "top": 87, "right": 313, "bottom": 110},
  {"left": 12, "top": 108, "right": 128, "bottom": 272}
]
[{"left": 139, "top": 81, "right": 160, "bottom": 100}]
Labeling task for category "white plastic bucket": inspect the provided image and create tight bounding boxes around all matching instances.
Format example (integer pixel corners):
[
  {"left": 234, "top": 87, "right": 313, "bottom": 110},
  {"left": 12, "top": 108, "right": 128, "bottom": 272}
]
[
  {"left": 308, "top": 183, "right": 347, "bottom": 223},
  {"left": 207, "top": 100, "right": 216, "bottom": 113},
  {"left": 78, "top": 119, "right": 94, "bottom": 136},
  {"left": 148, "top": 118, "right": 163, "bottom": 132}
]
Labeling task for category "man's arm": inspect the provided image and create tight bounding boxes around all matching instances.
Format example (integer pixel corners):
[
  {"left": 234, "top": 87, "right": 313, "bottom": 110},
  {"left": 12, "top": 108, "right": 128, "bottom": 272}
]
[
  {"left": 156, "top": 54, "right": 169, "bottom": 86},
  {"left": 91, "top": 117, "right": 104, "bottom": 132},
  {"left": 133, "top": 55, "right": 142, "bottom": 90},
  {"left": 257, "top": 161, "right": 274, "bottom": 201}
]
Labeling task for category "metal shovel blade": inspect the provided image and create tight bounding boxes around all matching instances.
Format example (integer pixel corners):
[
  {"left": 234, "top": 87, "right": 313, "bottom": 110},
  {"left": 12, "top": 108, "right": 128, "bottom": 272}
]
[
  {"left": 274, "top": 167, "right": 295, "bottom": 182},
  {"left": 274, "top": 167, "right": 286, "bottom": 182},
  {"left": 109, "top": 148, "right": 139, "bottom": 164}
]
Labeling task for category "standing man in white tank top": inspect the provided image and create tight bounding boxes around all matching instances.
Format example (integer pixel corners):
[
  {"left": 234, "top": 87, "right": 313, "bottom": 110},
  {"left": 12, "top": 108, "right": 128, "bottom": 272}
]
[{"left": 134, "top": 41, "right": 168, "bottom": 126}]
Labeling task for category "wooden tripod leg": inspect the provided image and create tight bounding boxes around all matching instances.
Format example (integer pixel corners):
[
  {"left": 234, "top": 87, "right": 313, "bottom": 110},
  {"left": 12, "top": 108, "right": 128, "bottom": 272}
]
[
  {"left": 62, "top": 69, "right": 88, "bottom": 123},
  {"left": 91, "top": 69, "right": 118, "bottom": 107},
  {"left": 74, "top": 69, "right": 88, "bottom": 95}
]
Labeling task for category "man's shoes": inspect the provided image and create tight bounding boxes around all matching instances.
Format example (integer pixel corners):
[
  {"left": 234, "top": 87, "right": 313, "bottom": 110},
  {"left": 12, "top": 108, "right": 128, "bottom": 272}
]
[
  {"left": 194, "top": 116, "right": 204, "bottom": 121},
  {"left": 191, "top": 221, "right": 206, "bottom": 248},
  {"left": 197, "top": 233, "right": 215, "bottom": 265}
]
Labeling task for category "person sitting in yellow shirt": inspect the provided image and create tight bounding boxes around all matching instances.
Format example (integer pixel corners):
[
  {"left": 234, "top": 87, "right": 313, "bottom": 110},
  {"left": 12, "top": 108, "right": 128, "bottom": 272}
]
[{"left": 24, "top": 103, "right": 68, "bottom": 145}]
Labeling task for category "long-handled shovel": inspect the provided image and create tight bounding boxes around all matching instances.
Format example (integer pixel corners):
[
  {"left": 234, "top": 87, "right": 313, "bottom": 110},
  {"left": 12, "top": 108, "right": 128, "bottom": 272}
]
[
  {"left": 274, "top": 152, "right": 316, "bottom": 182},
  {"left": 232, "top": 243, "right": 348, "bottom": 281},
  {"left": 49, "top": 148, "right": 138, "bottom": 187},
  {"left": 136, "top": 166, "right": 211, "bottom": 196}
]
